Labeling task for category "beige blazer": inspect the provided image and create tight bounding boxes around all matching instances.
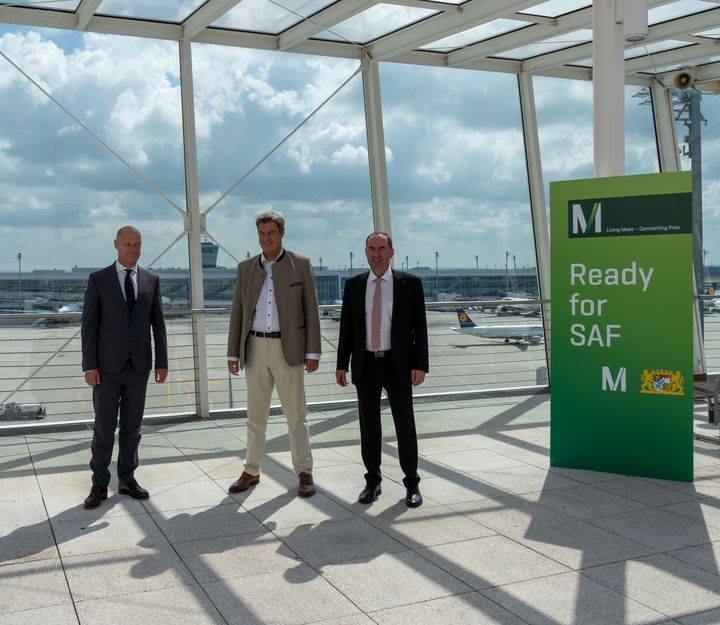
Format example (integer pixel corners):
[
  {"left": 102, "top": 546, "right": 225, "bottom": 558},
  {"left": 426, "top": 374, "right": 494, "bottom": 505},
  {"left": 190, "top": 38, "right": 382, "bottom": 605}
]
[{"left": 227, "top": 250, "right": 321, "bottom": 368}]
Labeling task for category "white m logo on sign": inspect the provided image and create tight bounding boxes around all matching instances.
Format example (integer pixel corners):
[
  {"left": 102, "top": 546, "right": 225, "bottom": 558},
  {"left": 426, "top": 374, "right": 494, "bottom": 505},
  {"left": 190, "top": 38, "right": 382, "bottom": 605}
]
[
  {"left": 602, "top": 366, "right": 626, "bottom": 392},
  {"left": 571, "top": 203, "right": 602, "bottom": 235}
]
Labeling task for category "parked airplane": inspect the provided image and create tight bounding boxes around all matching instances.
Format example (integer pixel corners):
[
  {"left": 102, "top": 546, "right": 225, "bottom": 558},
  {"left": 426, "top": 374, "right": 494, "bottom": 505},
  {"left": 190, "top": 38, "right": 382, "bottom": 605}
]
[
  {"left": 452, "top": 308, "right": 544, "bottom": 344},
  {"left": 495, "top": 295, "right": 541, "bottom": 317}
]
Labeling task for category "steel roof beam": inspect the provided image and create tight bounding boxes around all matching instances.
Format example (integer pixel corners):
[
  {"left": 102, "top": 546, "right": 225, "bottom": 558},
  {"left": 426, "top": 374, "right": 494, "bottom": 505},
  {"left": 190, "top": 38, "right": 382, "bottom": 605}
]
[
  {"left": 279, "top": 0, "right": 379, "bottom": 51},
  {"left": 76, "top": 0, "right": 102, "bottom": 30},
  {"left": 182, "top": 0, "right": 243, "bottom": 41}
]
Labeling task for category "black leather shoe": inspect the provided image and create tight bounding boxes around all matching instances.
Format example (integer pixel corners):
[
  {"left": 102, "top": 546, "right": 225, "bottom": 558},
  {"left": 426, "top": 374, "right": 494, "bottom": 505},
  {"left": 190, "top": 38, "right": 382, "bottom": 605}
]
[
  {"left": 358, "top": 484, "right": 381, "bottom": 504},
  {"left": 83, "top": 485, "right": 108, "bottom": 509},
  {"left": 405, "top": 487, "right": 423, "bottom": 508},
  {"left": 118, "top": 480, "right": 150, "bottom": 500}
]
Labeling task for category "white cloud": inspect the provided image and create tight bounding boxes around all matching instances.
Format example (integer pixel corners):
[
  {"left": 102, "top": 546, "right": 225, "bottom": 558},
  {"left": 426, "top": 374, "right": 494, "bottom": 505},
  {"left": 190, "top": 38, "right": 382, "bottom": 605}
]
[
  {"left": 416, "top": 161, "right": 452, "bottom": 184},
  {"left": 332, "top": 144, "right": 368, "bottom": 166}
]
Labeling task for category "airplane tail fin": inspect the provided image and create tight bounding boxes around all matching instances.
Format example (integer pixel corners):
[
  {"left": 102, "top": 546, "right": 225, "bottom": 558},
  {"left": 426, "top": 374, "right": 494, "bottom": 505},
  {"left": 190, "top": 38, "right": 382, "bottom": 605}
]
[{"left": 456, "top": 308, "right": 477, "bottom": 328}]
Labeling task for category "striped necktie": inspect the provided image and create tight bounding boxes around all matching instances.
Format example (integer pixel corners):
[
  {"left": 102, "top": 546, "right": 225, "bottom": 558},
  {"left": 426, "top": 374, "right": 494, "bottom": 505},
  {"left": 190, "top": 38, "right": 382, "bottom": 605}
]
[{"left": 370, "top": 277, "right": 382, "bottom": 352}]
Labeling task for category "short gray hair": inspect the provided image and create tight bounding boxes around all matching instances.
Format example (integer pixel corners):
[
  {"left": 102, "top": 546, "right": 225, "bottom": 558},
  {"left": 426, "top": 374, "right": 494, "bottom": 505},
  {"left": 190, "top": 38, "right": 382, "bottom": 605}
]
[
  {"left": 116, "top": 225, "right": 141, "bottom": 239},
  {"left": 256, "top": 212, "right": 285, "bottom": 232}
]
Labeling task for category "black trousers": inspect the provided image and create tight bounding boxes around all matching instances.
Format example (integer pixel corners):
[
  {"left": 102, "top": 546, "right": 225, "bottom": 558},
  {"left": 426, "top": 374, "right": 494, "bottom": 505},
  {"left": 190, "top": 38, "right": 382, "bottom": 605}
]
[
  {"left": 90, "top": 360, "right": 150, "bottom": 488},
  {"left": 356, "top": 353, "right": 419, "bottom": 489}
]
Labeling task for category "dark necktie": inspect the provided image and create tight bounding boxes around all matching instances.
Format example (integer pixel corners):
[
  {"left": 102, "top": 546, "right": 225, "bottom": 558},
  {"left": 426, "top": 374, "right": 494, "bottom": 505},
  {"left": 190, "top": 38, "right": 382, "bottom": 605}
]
[{"left": 124, "top": 269, "right": 136, "bottom": 314}]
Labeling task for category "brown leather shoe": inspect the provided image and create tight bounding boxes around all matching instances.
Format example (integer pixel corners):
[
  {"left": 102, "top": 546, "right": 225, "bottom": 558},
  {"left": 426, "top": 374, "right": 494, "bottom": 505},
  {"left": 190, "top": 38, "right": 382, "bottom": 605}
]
[
  {"left": 83, "top": 485, "right": 108, "bottom": 509},
  {"left": 228, "top": 471, "right": 259, "bottom": 493},
  {"left": 298, "top": 472, "right": 316, "bottom": 497}
]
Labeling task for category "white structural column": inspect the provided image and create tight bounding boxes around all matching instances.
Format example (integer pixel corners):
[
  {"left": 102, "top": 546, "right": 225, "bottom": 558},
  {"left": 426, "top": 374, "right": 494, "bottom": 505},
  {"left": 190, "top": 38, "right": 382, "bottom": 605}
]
[
  {"left": 593, "top": 0, "right": 625, "bottom": 177},
  {"left": 650, "top": 80, "right": 681, "bottom": 173},
  {"left": 179, "top": 40, "right": 210, "bottom": 418},
  {"left": 362, "top": 60, "right": 391, "bottom": 235},
  {"left": 518, "top": 73, "right": 551, "bottom": 370}
]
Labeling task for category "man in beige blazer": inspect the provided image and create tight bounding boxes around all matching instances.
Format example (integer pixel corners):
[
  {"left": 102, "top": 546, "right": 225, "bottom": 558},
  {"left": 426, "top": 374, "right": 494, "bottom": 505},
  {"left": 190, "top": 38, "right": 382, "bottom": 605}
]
[{"left": 227, "top": 212, "right": 321, "bottom": 497}]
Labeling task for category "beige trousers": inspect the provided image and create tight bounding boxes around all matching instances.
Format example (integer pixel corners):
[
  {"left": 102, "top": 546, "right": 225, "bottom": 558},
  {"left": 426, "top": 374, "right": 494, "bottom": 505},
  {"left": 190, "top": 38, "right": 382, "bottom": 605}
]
[{"left": 243, "top": 335, "right": 313, "bottom": 476}]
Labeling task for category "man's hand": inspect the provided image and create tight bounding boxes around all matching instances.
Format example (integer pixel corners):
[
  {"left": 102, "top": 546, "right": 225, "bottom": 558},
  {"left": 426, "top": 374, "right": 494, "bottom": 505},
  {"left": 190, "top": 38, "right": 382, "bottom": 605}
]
[
  {"left": 304, "top": 358, "right": 319, "bottom": 373},
  {"left": 336, "top": 369, "right": 348, "bottom": 387},
  {"left": 155, "top": 368, "right": 168, "bottom": 383},
  {"left": 411, "top": 369, "right": 426, "bottom": 387},
  {"left": 227, "top": 360, "right": 240, "bottom": 376},
  {"left": 84, "top": 370, "right": 100, "bottom": 387}
]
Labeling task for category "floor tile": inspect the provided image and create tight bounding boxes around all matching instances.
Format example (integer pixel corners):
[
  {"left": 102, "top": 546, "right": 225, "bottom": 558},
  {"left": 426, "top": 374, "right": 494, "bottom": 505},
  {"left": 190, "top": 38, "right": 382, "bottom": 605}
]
[
  {"left": 321, "top": 551, "right": 471, "bottom": 612},
  {"left": 204, "top": 567, "right": 360, "bottom": 625},
  {"left": 75, "top": 583, "right": 226, "bottom": 625},
  {"left": 0, "top": 558, "right": 70, "bottom": 614},
  {"left": 174, "top": 532, "right": 299, "bottom": 583},
  {"left": 584, "top": 554, "right": 720, "bottom": 618},
  {"left": 63, "top": 545, "right": 194, "bottom": 601},
  {"left": 370, "top": 592, "right": 528, "bottom": 625},
  {"left": 482, "top": 570, "right": 670, "bottom": 625},
  {"left": 275, "top": 517, "right": 407, "bottom": 567},
  {"left": 419, "top": 534, "right": 570, "bottom": 589}
]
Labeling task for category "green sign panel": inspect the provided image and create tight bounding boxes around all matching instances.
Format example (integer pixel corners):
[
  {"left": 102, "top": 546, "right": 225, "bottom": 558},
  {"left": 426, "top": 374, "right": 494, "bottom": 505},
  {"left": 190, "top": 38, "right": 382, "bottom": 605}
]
[{"left": 550, "top": 172, "right": 693, "bottom": 482}]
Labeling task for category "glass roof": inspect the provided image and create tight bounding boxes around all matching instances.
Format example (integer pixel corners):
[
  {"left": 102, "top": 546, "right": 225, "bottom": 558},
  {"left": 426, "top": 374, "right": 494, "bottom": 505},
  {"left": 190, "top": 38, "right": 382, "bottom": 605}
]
[
  {"left": 494, "top": 29, "right": 593, "bottom": 61},
  {"left": 419, "top": 19, "right": 529, "bottom": 53},
  {"left": 0, "top": 0, "right": 79, "bottom": 10},
  {"left": 518, "top": 0, "right": 589, "bottom": 19},
  {"left": 648, "top": 0, "right": 718, "bottom": 24},
  {"left": 0, "top": 0, "right": 718, "bottom": 90},
  {"left": 213, "top": 0, "right": 337, "bottom": 35},
  {"left": 98, "top": 0, "right": 206, "bottom": 23},
  {"left": 314, "top": 4, "right": 438, "bottom": 45}
]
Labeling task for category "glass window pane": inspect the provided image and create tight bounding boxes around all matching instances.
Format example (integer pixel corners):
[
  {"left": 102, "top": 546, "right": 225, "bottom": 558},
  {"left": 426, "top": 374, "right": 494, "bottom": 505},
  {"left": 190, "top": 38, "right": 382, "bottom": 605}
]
[
  {"left": 420, "top": 19, "right": 529, "bottom": 53},
  {"left": 0, "top": 0, "right": 79, "bottom": 9},
  {"left": 520, "top": 0, "right": 589, "bottom": 18},
  {"left": 315, "top": 4, "right": 438, "bottom": 45},
  {"left": 379, "top": 63, "right": 546, "bottom": 393},
  {"left": 495, "top": 28, "right": 592, "bottom": 60},
  {"left": 0, "top": 27, "right": 187, "bottom": 424},
  {"left": 649, "top": 0, "right": 718, "bottom": 24},
  {"left": 213, "top": 0, "right": 337, "bottom": 34},
  {"left": 98, "top": 0, "right": 206, "bottom": 22},
  {"left": 191, "top": 44, "right": 373, "bottom": 411}
]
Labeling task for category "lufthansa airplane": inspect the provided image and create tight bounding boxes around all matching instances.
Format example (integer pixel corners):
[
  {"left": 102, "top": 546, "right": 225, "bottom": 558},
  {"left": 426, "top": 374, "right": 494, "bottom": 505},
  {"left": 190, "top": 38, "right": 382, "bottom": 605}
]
[{"left": 452, "top": 308, "right": 544, "bottom": 344}]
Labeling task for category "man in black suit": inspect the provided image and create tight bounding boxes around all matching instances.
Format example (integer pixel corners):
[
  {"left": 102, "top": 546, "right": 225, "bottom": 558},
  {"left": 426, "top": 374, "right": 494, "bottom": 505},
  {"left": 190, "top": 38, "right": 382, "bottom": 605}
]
[
  {"left": 81, "top": 226, "right": 168, "bottom": 509},
  {"left": 336, "top": 232, "right": 429, "bottom": 507}
]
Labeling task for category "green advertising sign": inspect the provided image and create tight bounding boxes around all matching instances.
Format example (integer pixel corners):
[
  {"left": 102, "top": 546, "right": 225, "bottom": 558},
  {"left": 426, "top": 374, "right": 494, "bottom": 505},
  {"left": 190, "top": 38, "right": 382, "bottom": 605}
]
[{"left": 550, "top": 172, "right": 693, "bottom": 482}]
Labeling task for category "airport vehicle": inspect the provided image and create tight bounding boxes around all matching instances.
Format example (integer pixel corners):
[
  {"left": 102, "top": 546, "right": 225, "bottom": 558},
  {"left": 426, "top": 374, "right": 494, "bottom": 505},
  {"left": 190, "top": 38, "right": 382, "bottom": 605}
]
[
  {"left": 452, "top": 308, "right": 544, "bottom": 344},
  {"left": 0, "top": 401, "right": 47, "bottom": 420}
]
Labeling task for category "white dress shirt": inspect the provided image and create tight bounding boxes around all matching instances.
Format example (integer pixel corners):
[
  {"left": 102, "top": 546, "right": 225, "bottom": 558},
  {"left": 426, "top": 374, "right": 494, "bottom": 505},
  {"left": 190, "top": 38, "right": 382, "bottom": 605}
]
[
  {"left": 365, "top": 268, "right": 393, "bottom": 352},
  {"left": 115, "top": 260, "right": 137, "bottom": 302},
  {"left": 251, "top": 252, "right": 281, "bottom": 334}
]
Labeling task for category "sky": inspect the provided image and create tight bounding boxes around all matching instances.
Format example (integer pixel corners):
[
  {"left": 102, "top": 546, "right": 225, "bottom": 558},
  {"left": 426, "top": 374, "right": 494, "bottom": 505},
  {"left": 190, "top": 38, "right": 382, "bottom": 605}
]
[{"left": 0, "top": 17, "right": 719, "bottom": 274}]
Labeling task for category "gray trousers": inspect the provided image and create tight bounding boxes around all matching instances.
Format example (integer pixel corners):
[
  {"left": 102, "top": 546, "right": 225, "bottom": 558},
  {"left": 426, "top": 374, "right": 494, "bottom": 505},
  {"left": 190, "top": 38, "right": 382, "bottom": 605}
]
[{"left": 90, "top": 360, "right": 150, "bottom": 488}]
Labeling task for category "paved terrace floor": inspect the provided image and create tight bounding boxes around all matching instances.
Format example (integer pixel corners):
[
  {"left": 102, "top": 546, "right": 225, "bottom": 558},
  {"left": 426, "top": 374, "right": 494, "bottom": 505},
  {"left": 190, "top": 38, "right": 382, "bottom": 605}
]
[{"left": 1, "top": 393, "right": 720, "bottom": 625}]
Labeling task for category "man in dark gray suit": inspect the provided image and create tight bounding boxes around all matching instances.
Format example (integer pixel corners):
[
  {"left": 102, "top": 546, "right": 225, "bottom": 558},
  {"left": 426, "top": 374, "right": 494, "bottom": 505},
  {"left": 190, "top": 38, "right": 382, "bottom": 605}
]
[
  {"left": 81, "top": 226, "right": 168, "bottom": 509},
  {"left": 336, "top": 232, "right": 428, "bottom": 508}
]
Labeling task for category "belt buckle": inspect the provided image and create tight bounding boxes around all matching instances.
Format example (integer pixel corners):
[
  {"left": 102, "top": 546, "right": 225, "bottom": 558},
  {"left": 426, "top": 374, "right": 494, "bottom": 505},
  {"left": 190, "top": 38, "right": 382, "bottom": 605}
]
[{"left": 373, "top": 350, "right": 386, "bottom": 358}]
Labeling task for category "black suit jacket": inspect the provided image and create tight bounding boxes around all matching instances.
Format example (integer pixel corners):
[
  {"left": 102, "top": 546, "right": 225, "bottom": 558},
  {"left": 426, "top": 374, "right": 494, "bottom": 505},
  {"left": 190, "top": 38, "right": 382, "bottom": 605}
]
[
  {"left": 81, "top": 263, "right": 168, "bottom": 374},
  {"left": 336, "top": 270, "right": 429, "bottom": 387}
]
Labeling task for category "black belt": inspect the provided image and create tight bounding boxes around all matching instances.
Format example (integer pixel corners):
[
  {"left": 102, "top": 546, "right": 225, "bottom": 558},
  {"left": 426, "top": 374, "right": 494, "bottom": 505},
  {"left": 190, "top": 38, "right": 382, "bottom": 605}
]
[
  {"left": 250, "top": 330, "right": 282, "bottom": 338},
  {"left": 367, "top": 350, "right": 390, "bottom": 358}
]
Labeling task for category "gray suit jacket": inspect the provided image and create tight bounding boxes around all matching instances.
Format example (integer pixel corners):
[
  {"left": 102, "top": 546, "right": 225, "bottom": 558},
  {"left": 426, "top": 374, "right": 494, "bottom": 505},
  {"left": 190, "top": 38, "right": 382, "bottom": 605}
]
[
  {"left": 227, "top": 250, "right": 321, "bottom": 368},
  {"left": 81, "top": 264, "right": 168, "bottom": 374}
]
